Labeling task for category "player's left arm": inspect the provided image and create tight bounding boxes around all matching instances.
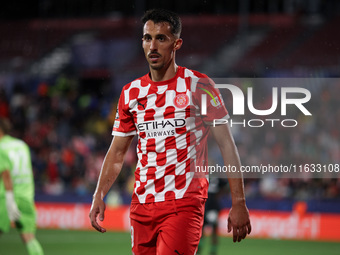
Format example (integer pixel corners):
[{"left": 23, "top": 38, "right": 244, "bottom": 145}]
[{"left": 210, "top": 124, "right": 251, "bottom": 242}]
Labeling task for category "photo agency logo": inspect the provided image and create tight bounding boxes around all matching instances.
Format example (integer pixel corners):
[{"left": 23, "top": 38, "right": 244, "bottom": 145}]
[
  {"left": 194, "top": 78, "right": 339, "bottom": 179},
  {"left": 199, "top": 78, "right": 312, "bottom": 128}
]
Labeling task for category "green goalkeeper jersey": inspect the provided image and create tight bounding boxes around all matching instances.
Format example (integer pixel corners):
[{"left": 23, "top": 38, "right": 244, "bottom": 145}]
[{"left": 0, "top": 135, "right": 35, "bottom": 200}]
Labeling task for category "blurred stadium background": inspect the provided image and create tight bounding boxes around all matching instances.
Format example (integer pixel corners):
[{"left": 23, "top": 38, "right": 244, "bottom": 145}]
[{"left": 1, "top": 0, "right": 340, "bottom": 254}]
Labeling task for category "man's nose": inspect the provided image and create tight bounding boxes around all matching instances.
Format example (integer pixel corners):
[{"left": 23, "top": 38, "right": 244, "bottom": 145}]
[{"left": 150, "top": 39, "right": 157, "bottom": 51}]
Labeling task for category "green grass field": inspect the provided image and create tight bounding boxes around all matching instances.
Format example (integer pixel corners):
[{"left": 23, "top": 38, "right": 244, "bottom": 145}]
[{"left": 1, "top": 228, "right": 339, "bottom": 255}]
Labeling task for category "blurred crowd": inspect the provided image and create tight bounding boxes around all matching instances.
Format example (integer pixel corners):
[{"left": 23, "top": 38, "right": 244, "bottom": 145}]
[
  {"left": 0, "top": 74, "right": 136, "bottom": 202},
  {"left": 0, "top": 74, "right": 339, "bottom": 203}
]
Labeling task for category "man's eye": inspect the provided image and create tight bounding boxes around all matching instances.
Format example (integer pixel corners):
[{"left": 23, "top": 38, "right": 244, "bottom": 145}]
[{"left": 158, "top": 37, "right": 165, "bottom": 42}]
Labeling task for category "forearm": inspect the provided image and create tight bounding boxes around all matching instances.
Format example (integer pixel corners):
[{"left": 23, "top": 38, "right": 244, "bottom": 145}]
[
  {"left": 219, "top": 139, "right": 246, "bottom": 206},
  {"left": 2, "top": 170, "right": 14, "bottom": 191},
  {"left": 210, "top": 124, "right": 246, "bottom": 205},
  {"left": 93, "top": 136, "right": 133, "bottom": 200},
  {"left": 1, "top": 170, "right": 21, "bottom": 221},
  {"left": 93, "top": 158, "right": 123, "bottom": 200}
]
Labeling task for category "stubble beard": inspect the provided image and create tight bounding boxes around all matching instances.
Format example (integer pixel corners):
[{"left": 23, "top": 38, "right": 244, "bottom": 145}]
[{"left": 150, "top": 63, "right": 164, "bottom": 70}]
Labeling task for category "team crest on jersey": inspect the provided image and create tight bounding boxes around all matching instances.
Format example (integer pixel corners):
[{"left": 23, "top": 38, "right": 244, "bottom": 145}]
[{"left": 174, "top": 94, "right": 189, "bottom": 108}]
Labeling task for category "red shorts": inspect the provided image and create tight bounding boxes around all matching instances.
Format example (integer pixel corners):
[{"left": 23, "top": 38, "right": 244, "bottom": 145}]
[{"left": 130, "top": 197, "right": 206, "bottom": 255}]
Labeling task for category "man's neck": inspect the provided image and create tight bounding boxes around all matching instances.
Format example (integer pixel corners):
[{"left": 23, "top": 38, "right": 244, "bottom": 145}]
[{"left": 149, "top": 64, "right": 178, "bottom": 82}]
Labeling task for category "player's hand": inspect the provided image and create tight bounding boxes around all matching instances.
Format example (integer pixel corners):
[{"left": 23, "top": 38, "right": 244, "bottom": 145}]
[
  {"left": 5, "top": 191, "right": 21, "bottom": 221},
  {"left": 227, "top": 203, "right": 251, "bottom": 242},
  {"left": 89, "top": 196, "right": 107, "bottom": 233}
]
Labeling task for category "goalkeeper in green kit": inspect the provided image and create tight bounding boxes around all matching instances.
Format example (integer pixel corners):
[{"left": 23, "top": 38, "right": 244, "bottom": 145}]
[{"left": 0, "top": 118, "right": 43, "bottom": 255}]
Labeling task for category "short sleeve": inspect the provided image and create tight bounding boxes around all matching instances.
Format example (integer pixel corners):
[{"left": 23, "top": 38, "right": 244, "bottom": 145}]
[{"left": 112, "top": 89, "right": 137, "bottom": 137}]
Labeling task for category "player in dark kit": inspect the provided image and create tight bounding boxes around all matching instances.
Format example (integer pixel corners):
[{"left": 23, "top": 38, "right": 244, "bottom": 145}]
[
  {"left": 89, "top": 9, "right": 251, "bottom": 255},
  {"left": 197, "top": 178, "right": 227, "bottom": 255}
]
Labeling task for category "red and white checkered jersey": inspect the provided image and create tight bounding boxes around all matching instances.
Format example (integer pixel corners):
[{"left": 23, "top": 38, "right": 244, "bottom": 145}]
[{"left": 112, "top": 66, "right": 229, "bottom": 204}]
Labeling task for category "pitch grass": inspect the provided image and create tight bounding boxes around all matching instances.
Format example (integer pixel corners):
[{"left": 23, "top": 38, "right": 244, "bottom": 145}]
[{"left": 1, "top": 228, "right": 340, "bottom": 255}]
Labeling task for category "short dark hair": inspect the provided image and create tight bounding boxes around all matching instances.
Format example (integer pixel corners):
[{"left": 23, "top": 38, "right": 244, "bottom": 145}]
[
  {"left": 141, "top": 9, "right": 182, "bottom": 37},
  {"left": 0, "top": 118, "right": 11, "bottom": 135}
]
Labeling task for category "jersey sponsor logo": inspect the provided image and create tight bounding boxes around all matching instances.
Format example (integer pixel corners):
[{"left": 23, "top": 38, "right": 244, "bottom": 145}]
[
  {"left": 174, "top": 94, "right": 189, "bottom": 108},
  {"left": 137, "top": 119, "right": 186, "bottom": 132},
  {"left": 146, "top": 130, "right": 175, "bottom": 138}
]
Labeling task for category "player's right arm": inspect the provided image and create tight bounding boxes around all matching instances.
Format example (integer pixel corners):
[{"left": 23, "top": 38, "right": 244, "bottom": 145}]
[
  {"left": 89, "top": 135, "right": 134, "bottom": 233},
  {"left": 0, "top": 148, "right": 21, "bottom": 221},
  {"left": 1, "top": 170, "right": 21, "bottom": 221}
]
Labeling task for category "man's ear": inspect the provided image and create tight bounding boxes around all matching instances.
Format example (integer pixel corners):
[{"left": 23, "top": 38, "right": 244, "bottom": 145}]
[{"left": 174, "top": 38, "right": 183, "bottom": 50}]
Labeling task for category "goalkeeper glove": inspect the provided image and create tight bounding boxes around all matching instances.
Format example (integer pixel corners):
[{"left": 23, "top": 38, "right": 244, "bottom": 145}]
[{"left": 5, "top": 191, "right": 21, "bottom": 221}]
